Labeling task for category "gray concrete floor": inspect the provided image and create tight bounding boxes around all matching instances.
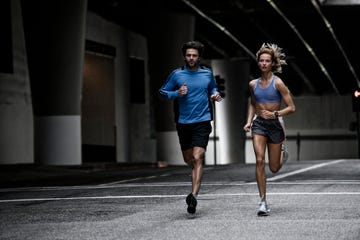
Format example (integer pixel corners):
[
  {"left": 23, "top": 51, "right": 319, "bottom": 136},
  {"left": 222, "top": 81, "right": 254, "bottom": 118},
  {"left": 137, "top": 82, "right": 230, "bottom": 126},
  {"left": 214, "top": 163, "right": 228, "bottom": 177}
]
[{"left": 0, "top": 159, "right": 359, "bottom": 240}]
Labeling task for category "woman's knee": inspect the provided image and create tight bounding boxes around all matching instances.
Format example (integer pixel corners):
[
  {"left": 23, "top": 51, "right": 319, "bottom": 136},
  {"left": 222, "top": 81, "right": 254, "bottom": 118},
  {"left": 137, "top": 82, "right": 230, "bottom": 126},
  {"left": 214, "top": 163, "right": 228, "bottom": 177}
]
[
  {"left": 269, "top": 163, "right": 281, "bottom": 173},
  {"left": 256, "top": 158, "right": 266, "bottom": 168}
]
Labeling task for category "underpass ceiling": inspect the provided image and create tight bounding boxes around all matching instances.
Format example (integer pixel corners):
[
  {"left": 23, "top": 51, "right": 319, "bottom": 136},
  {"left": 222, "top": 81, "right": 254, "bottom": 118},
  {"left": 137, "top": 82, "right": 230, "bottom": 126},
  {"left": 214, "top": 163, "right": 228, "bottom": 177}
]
[{"left": 88, "top": 0, "right": 360, "bottom": 96}]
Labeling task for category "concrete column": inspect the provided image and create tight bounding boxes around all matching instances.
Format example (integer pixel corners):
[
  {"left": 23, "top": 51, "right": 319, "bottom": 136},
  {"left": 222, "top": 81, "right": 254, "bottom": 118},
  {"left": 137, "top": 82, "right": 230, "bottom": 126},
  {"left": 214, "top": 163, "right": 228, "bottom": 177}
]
[
  {"left": 22, "top": 0, "right": 87, "bottom": 165},
  {"left": 210, "top": 58, "right": 250, "bottom": 164},
  {"left": 0, "top": 0, "right": 33, "bottom": 164},
  {"left": 148, "top": 13, "right": 195, "bottom": 165}
]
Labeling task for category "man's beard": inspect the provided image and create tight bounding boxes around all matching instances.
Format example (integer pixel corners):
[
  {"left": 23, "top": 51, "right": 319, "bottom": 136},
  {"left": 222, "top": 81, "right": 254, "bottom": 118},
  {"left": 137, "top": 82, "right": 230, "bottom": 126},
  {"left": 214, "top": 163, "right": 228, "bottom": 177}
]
[{"left": 186, "top": 61, "right": 199, "bottom": 68}]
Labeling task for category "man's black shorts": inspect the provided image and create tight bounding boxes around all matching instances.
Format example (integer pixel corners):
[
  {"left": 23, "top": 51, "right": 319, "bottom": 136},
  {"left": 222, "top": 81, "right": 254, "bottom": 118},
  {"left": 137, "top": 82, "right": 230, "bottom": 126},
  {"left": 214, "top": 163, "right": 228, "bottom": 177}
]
[
  {"left": 176, "top": 121, "right": 212, "bottom": 150},
  {"left": 251, "top": 116, "right": 285, "bottom": 144}
]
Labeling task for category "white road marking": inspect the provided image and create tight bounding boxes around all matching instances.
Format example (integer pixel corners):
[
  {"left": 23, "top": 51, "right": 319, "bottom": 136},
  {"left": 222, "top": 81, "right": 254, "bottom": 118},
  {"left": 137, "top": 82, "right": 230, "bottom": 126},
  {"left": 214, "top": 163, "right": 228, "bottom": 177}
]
[
  {"left": 1, "top": 179, "right": 360, "bottom": 193},
  {"left": 267, "top": 159, "right": 345, "bottom": 181},
  {"left": 0, "top": 160, "right": 358, "bottom": 204},
  {"left": 1, "top": 191, "right": 360, "bottom": 203}
]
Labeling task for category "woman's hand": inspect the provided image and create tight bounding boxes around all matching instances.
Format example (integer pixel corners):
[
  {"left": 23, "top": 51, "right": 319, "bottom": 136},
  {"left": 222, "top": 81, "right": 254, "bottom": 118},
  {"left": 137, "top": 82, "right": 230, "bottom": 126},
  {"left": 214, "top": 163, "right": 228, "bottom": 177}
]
[{"left": 243, "top": 123, "right": 251, "bottom": 132}]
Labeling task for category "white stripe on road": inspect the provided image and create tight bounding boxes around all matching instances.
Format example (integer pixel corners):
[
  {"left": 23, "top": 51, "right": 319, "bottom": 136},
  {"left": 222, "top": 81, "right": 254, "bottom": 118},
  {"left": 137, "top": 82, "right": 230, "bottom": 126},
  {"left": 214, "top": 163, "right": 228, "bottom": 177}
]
[
  {"left": 100, "top": 160, "right": 347, "bottom": 185},
  {"left": 1, "top": 191, "right": 360, "bottom": 203},
  {"left": 267, "top": 159, "right": 345, "bottom": 181},
  {"left": 1, "top": 180, "right": 359, "bottom": 193}
]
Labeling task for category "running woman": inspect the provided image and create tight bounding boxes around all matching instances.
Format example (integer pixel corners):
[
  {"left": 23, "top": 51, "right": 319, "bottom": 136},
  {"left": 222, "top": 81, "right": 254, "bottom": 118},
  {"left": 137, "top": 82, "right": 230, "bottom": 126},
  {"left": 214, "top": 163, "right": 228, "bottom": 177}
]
[{"left": 243, "top": 43, "right": 295, "bottom": 216}]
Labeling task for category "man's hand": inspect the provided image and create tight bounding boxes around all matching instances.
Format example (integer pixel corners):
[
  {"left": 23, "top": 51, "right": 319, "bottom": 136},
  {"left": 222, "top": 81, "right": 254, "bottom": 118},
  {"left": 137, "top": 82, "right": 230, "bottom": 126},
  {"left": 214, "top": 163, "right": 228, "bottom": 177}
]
[
  {"left": 178, "top": 83, "right": 188, "bottom": 97},
  {"left": 211, "top": 93, "right": 222, "bottom": 102}
]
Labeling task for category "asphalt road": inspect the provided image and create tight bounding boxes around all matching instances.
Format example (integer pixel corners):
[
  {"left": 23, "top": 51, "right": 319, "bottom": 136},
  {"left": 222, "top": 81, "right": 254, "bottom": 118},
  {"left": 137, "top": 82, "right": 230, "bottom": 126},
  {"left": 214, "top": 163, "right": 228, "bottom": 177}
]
[{"left": 0, "top": 159, "right": 359, "bottom": 240}]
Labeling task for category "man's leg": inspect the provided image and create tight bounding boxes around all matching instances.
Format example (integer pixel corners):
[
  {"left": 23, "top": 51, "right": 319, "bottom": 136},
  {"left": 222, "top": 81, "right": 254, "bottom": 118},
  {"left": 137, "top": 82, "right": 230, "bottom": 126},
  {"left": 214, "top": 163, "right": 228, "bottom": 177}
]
[
  {"left": 181, "top": 147, "right": 205, "bottom": 195},
  {"left": 182, "top": 147, "right": 204, "bottom": 214},
  {"left": 191, "top": 146, "right": 205, "bottom": 195}
]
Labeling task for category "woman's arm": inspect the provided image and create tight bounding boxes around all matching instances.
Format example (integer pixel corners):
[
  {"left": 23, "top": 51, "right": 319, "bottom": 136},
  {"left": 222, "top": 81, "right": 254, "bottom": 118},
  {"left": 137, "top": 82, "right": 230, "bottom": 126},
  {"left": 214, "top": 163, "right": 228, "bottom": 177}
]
[
  {"left": 276, "top": 78, "right": 296, "bottom": 117},
  {"left": 244, "top": 81, "right": 256, "bottom": 132}
]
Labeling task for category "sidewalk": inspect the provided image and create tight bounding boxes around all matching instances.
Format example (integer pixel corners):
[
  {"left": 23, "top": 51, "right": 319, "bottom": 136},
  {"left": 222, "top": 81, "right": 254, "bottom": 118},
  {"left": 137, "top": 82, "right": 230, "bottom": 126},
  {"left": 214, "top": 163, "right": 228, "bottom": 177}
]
[{"left": 0, "top": 162, "right": 165, "bottom": 188}]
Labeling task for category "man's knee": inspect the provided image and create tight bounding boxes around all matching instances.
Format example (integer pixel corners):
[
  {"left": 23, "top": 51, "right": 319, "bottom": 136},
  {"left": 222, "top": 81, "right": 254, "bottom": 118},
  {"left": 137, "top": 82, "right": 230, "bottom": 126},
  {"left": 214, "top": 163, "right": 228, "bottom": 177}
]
[
  {"left": 192, "top": 155, "right": 204, "bottom": 166},
  {"left": 184, "top": 158, "right": 194, "bottom": 167}
]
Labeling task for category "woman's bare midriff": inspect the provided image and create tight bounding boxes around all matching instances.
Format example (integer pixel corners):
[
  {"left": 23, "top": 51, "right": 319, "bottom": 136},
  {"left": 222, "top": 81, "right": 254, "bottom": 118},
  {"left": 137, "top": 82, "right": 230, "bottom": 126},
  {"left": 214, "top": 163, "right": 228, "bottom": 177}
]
[{"left": 255, "top": 102, "right": 280, "bottom": 117}]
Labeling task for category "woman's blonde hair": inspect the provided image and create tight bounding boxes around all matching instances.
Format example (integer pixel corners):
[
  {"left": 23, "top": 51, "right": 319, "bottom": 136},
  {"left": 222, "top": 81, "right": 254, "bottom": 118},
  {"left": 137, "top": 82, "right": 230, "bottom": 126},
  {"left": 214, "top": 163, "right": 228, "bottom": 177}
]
[{"left": 256, "top": 43, "right": 287, "bottom": 73}]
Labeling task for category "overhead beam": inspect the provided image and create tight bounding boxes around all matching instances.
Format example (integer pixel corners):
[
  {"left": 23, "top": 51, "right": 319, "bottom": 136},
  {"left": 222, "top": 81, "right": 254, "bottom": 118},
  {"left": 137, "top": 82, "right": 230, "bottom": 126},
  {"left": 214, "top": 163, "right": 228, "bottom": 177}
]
[
  {"left": 311, "top": 0, "right": 360, "bottom": 89},
  {"left": 266, "top": 0, "right": 340, "bottom": 95},
  {"left": 319, "top": 0, "right": 360, "bottom": 5},
  {"left": 181, "top": 0, "right": 256, "bottom": 61}
]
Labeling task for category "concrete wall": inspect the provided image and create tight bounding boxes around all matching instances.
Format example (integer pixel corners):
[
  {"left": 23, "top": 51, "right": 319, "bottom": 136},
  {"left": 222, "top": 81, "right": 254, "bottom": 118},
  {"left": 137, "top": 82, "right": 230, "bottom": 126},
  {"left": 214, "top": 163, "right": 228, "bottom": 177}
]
[
  {"left": 127, "top": 32, "right": 157, "bottom": 164},
  {"left": 85, "top": 12, "right": 156, "bottom": 164}
]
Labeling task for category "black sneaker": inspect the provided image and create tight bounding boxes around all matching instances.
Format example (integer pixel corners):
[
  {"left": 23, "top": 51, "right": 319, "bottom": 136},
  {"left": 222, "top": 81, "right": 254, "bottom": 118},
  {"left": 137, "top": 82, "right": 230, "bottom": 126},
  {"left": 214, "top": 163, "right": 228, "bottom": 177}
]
[{"left": 186, "top": 193, "right": 197, "bottom": 214}]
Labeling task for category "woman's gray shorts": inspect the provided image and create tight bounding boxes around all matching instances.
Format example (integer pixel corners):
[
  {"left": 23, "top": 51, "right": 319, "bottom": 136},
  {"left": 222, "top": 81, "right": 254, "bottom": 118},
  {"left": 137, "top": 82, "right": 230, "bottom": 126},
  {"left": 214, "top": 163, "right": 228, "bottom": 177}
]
[{"left": 251, "top": 116, "right": 285, "bottom": 144}]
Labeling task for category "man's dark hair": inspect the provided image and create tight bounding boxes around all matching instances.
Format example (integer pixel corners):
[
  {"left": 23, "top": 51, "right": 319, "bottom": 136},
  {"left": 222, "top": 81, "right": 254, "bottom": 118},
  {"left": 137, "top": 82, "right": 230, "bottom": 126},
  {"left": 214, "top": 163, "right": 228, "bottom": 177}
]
[{"left": 181, "top": 41, "right": 204, "bottom": 57}]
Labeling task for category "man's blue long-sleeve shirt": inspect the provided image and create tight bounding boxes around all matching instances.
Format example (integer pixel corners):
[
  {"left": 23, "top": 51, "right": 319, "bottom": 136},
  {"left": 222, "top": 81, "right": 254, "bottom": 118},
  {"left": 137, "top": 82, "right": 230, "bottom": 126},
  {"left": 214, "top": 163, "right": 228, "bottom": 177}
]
[{"left": 159, "top": 65, "right": 218, "bottom": 124}]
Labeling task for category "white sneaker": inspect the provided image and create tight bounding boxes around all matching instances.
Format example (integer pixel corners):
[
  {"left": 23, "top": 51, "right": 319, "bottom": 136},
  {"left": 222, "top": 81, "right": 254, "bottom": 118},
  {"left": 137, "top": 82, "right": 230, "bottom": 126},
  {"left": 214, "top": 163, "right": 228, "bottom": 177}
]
[
  {"left": 257, "top": 201, "right": 270, "bottom": 216},
  {"left": 281, "top": 143, "right": 289, "bottom": 164}
]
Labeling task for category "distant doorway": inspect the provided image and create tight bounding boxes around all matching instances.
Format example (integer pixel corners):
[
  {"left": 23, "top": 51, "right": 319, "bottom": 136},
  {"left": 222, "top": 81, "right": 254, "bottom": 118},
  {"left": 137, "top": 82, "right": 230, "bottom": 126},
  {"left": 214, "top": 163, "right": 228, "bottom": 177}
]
[{"left": 82, "top": 52, "right": 115, "bottom": 163}]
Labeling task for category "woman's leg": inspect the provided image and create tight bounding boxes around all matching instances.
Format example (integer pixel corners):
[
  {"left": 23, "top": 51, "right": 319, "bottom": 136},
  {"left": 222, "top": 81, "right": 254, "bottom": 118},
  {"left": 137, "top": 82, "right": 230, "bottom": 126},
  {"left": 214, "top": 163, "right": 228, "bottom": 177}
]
[
  {"left": 268, "top": 143, "right": 283, "bottom": 173},
  {"left": 252, "top": 135, "right": 268, "bottom": 201}
]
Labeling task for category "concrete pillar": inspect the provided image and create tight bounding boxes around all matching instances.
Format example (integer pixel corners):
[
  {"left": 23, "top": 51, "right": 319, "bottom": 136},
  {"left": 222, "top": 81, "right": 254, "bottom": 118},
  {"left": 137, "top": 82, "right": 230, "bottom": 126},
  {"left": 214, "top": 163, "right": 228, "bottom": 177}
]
[
  {"left": 0, "top": 0, "right": 34, "bottom": 164},
  {"left": 148, "top": 13, "right": 196, "bottom": 165},
  {"left": 210, "top": 58, "right": 250, "bottom": 164},
  {"left": 22, "top": 0, "right": 87, "bottom": 165}
]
